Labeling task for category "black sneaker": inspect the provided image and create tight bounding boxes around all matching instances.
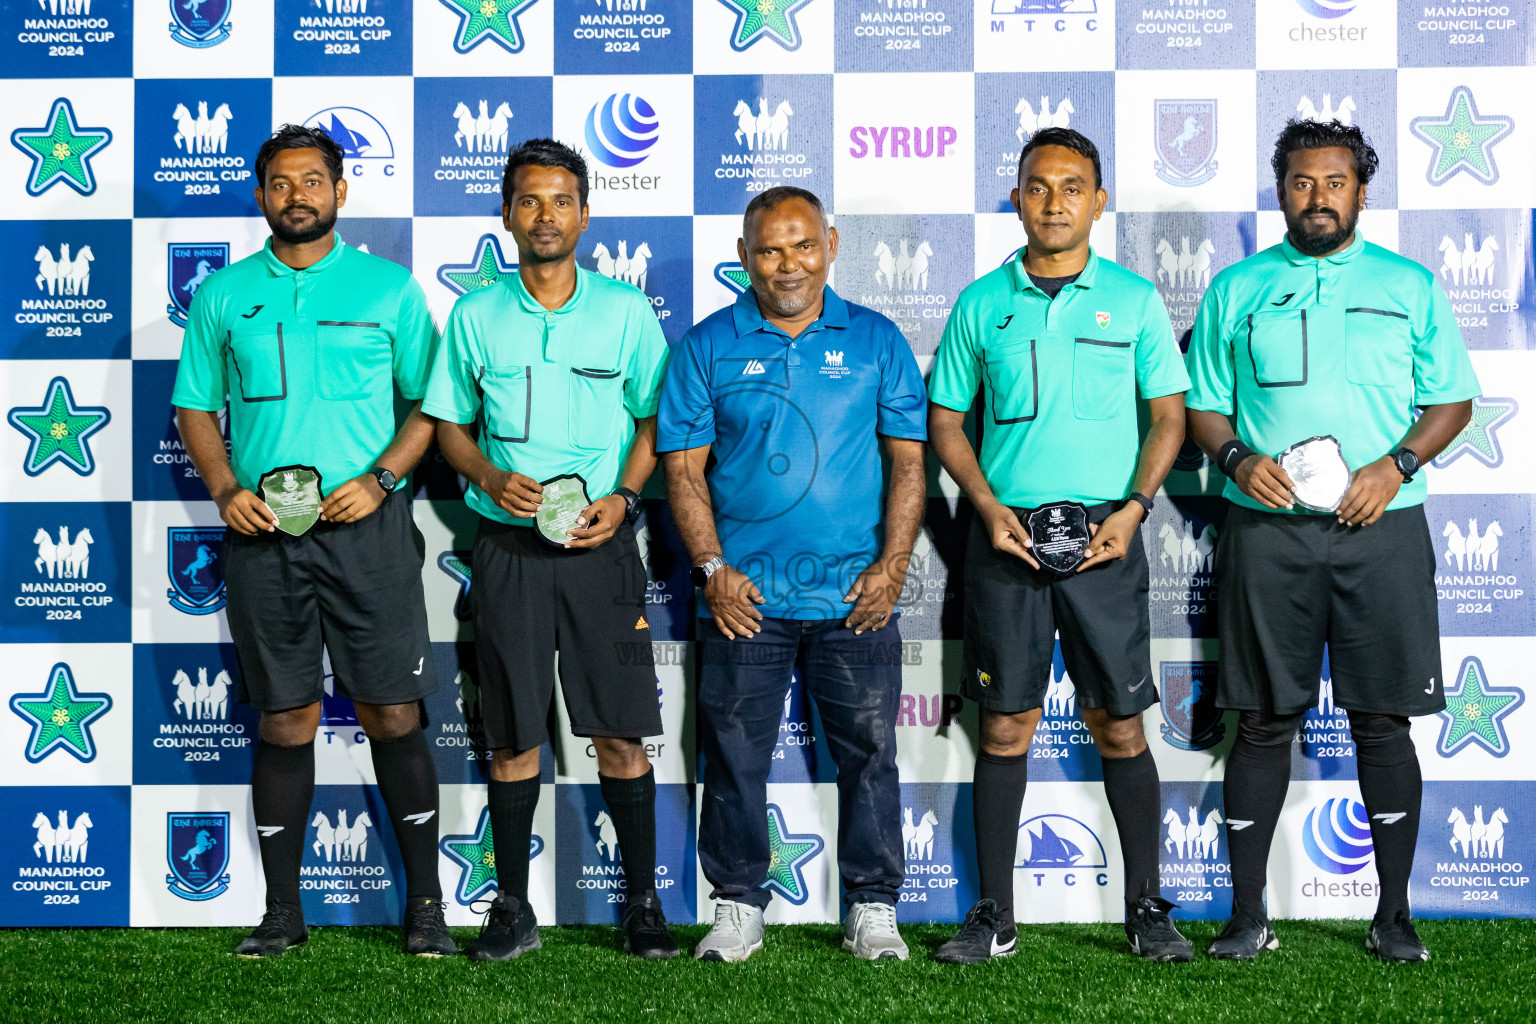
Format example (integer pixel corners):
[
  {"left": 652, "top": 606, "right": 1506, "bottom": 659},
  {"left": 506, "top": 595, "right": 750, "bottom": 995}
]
[
  {"left": 465, "top": 895, "right": 541, "bottom": 962},
  {"left": 1367, "top": 912, "right": 1430, "bottom": 963},
  {"left": 235, "top": 899, "right": 308, "bottom": 958},
  {"left": 1125, "top": 896, "right": 1193, "bottom": 962},
  {"left": 621, "top": 890, "right": 680, "bottom": 960},
  {"left": 934, "top": 899, "right": 1017, "bottom": 964},
  {"left": 1208, "top": 910, "right": 1280, "bottom": 960},
  {"left": 403, "top": 897, "right": 457, "bottom": 957}
]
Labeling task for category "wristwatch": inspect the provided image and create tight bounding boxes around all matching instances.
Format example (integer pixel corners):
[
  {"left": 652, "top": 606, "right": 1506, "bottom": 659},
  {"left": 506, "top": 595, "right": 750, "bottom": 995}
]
[
  {"left": 369, "top": 466, "right": 397, "bottom": 493},
  {"left": 1390, "top": 447, "right": 1420, "bottom": 483},
  {"left": 1126, "top": 492, "right": 1154, "bottom": 519},
  {"left": 691, "top": 556, "right": 725, "bottom": 588},
  {"left": 612, "top": 486, "right": 642, "bottom": 524}
]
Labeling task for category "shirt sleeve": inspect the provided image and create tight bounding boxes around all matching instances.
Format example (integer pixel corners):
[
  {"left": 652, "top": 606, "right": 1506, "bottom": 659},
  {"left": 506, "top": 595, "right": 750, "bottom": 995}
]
[
  {"left": 1183, "top": 280, "right": 1235, "bottom": 414},
  {"left": 926, "top": 295, "right": 981, "bottom": 413},
  {"left": 391, "top": 276, "right": 440, "bottom": 402},
  {"left": 655, "top": 329, "right": 715, "bottom": 453},
  {"left": 1134, "top": 287, "right": 1191, "bottom": 399},
  {"left": 1411, "top": 274, "right": 1482, "bottom": 407},
  {"left": 421, "top": 300, "right": 482, "bottom": 425},
  {"left": 877, "top": 321, "right": 928, "bottom": 440},
  {"left": 624, "top": 300, "right": 671, "bottom": 419},
  {"left": 170, "top": 280, "right": 228, "bottom": 412}
]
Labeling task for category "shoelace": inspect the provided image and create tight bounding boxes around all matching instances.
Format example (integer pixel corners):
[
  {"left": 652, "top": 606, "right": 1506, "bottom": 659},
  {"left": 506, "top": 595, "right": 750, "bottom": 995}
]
[
  {"left": 407, "top": 900, "right": 448, "bottom": 932},
  {"left": 253, "top": 901, "right": 302, "bottom": 938},
  {"left": 713, "top": 901, "right": 751, "bottom": 933},
  {"left": 627, "top": 902, "right": 668, "bottom": 935},
  {"left": 468, "top": 897, "right": 516, "bottom": 936},
  {"left": 1131, "top": 897, "right": 1182, "bottom": 941},
  {"left": 953, "top": 902, "right": 1003, "bottom": 944},
  {"left": 856, "top": 904, "right": 900, "bottom": 939}
]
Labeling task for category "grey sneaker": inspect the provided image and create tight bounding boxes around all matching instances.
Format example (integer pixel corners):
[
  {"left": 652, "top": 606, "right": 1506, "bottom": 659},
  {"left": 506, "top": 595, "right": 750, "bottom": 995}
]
[
  {"left": 693, "top": 899, "right": 765, "bottom": 962},
  {"left": 842, "top": 902, "right": 908, "bottom": 961}
]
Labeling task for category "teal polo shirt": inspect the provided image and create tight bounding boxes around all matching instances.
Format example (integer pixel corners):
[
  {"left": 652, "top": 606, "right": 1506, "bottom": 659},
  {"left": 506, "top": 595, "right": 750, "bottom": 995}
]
[
  {"left": 422, "top": 265, "right": 669, "bottom": 526},
  {"left": 1185, "top": 233, "right": 1481, "bottom": 514},
  {"left": 928, "top": 249, "right": 1190, "bottom": 508},
  {"left": 171, "top": 235, "right": 439, "bottom": 495}
]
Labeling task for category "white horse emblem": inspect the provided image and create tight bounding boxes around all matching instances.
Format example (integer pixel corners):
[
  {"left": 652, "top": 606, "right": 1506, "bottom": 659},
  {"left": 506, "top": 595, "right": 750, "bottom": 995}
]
[
  {"left": 33, "top": 526, "right": 93, "bottom": 580},
  {"left": 902, "top": 807, "right": 938, "bottom": 861}
]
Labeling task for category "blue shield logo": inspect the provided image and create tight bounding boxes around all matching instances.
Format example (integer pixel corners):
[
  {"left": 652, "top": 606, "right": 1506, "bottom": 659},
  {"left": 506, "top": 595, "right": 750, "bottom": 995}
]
[
  {"left": 166, "top": 812, "right": 231, "bottom": 900},
  {"left": 1159, "top": 662, "right": 1225, "bottom": 751},
  {"left": 167, "top": 527, "right": 226, "bottom": 615},
  {"left": 1154, "top": 99, "right": 1218, "bottom": 187},
  {"left": 166, "top": 244, "right": 229, "bottom": 328},
  {"left": 169, "top": 0, "right": 233, "bottom": 47}
]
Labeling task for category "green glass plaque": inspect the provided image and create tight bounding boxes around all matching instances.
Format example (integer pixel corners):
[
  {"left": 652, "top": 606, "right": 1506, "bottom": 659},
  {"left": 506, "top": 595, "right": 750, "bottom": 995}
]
[
  {"left": 535, "top": 474, "right": 591, "bottom": 547},
  {"left": 258, "top": 464, "right": 324, "bottom": 537}
]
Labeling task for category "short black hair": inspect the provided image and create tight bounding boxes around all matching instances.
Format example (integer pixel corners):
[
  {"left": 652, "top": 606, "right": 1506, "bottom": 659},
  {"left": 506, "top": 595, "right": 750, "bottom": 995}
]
[
  {"left": 1017, "top": 127, "right": 1103, "bottom": 190},
  {"left": 1271, "top": 118, "right": 1378, "bottom": 185},
  {"left": 501, "top": 138, "right": 589, "bottom": 208},
  {"left": 255, "top": 124, "right": 344, "bottom": 188},
  {"left": 743, "top": 186, "right": 827, "bottom": 232}
]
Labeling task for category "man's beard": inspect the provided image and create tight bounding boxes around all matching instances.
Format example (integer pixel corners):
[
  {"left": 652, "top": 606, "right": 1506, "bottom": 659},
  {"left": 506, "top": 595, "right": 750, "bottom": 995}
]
[
  {"left": 270, "top": 204, "right": 337, "bottom": 245},
  {"left": 1286, "top": 204, "right": 1358, "bottom": 257}
]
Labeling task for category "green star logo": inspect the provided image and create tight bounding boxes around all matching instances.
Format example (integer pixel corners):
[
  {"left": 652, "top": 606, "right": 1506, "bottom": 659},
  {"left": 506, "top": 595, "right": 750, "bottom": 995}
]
[
  {"left": 716, "top": 0, "right": 817, "bottom": 50},
  {"left": 1410, "top": 86, "right": 1513, "bottom": 186},
  {"left": 762, "top": 803, "right": 823, "bottom": 905},
  {"left": 10, "top": 663, "right": 113, "bottom": 763},
  {"left": 1433, "top": 397, "right": 1517, "bottom": 469},
  {"left": 8, "top": 376, "right": 112, "bottom": 477},
  {"left": 10, "top": 98, "right": 113, "bottom": 197},
  {"left": 438, "top": 0, "right": 540, "bottom": 54},
  {"left": 1438, "top": 656, "right": 1523, "bottom": 757},
  {"left": 714, "top": 262, "right": 752, "bottom": 295},
  {"left": 440, "top": 806, "right": 544, "bottom": 905},
  {"left": 437, "top": 234, "right": 519, "bottom": 297}
]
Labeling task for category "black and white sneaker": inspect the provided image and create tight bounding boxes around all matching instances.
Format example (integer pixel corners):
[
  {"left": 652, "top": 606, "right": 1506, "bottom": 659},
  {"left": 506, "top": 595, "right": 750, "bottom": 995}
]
[
  {"left": 1125, "top": 896, "right": 1193, "bottom": 962},
  {"left": 465, "top": 895, "right": 541, "bottom": 962},
  {"left": 1367, "top": 912, "right": 1430, "bottom": 963},
  {"left": 621, "top": 890, "right": 680, "bottom": 960},
  {"left": 235, "top": 899, "right": 308, "bottom": 958},
  {"left": 1207, "top": 910, "right": 1280, "bottom": 960},
  {"left": 934, "top": 899, "right": 1017, "bottom": 965},
  {"left": 403, "top": 897, "right": 457, "bottom": 957}
]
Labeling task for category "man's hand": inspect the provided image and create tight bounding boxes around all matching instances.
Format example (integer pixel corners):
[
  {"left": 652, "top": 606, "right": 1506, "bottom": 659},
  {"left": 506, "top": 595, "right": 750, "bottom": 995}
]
[
  {"left": 843, "top": 554, "right": 909, "bottom": 634},
  {"left": 1233, "top": 453, "right": 1295, "bottom": 510},
  {"left": 705, "top": 565, "right": 765, "bottom": 639},
  {"left": 484, "top": 469, "right": 543, "bottom": 518},
  {"left": 215, "top": 485, "right": 278, "bottom": 536},
  {"left": 564, "top": 494, "right": 627, "bottom": 549},
  {"left": 1077, "top": 505, "right": 1142, "bottom": 572},
  {"left": 320, "top": 474, "right": 387, "bottom": 524},
  {"left": 1336, "top": 456, "right": 1402, "bottom": 527},
  {"left": 979, "top": 501, "right": 1038, "bottom": 569}
]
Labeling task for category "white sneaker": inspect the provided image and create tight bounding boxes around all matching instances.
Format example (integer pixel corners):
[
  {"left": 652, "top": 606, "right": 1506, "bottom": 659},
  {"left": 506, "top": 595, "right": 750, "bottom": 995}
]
[
  {"left": 693, "top": 900, "right": 765, "bottom": 962},
  {"left": 842, "top": 902, "right": 909, "bottom": 960}
]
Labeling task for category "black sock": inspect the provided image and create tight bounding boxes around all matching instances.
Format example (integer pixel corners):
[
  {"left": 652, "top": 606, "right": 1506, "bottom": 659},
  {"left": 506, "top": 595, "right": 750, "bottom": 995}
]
[
  {"left": 251, "top": 739, "right": 315, "bottom": 906},
  {"left": 599, "top": 768, "right": 657, "bottom": 899},
  {"left": 368, "top": 726, "right": 442, "bottom": 901},
  {"left": 1223, "top": 712, "right": 1301, "bottom": 918},
  {"left": 1349, "top": 712, "right": 1422, "bottom": 922},
  {"left": 488, "top": 775, "right": 541, "bottom": 906},
  {"left": 1101, "top": 747, "right": 1162, "bottom": 905},
  {"left": 973, "top": 751, "right": 1029, "bottom": 917}
]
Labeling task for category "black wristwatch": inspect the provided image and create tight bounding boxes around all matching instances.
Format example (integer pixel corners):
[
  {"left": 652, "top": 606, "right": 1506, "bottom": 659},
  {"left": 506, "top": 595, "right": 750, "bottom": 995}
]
[
  {"left": 1391, "top": 447, "right": 1420, "bottom": 483},
  {"left": 1126, "top": 492, "right": 1154, "bottom": 519},
  {"left": 612, "top": 486, "right": 642, "bottom": 524},
  {"left": 691, "top": 556, "right": 725, "bottom": 588},
  {"left": 369, "top": 466, "right": 397, "bottom": 493}
]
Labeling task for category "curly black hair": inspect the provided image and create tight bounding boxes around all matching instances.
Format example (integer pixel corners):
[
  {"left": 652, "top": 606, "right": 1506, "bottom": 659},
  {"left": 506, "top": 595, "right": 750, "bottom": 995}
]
[
  {"left": 1271, "top": 118, "right": 1379, "bottom": 185},
  {"left": 1018, "top": 126, "right": 1103, "bottom": 190},
  {"left": 255, "top": 124, "right": 344, "bottom": 188},
  {"left": 501, "top": 137, "right": 589, "bottom": 209}
]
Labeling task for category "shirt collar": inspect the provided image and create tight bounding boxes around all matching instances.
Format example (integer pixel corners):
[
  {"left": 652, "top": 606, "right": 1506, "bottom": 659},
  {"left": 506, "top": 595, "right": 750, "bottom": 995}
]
[
  {"left": 1279, "top": 229, "right": 1366, "bottom": 267},
  {"left": 260, "top": 232, "right": 347, "bottom": 277},
  {"left": 732, "top": 284, "right": 849, "bottom": 338},
  {"left": 508, "top": 264, "right": 588, "bottom": 315},
  {"left": 1011, "top": 246, "right": 1100, "bottom": 295}
]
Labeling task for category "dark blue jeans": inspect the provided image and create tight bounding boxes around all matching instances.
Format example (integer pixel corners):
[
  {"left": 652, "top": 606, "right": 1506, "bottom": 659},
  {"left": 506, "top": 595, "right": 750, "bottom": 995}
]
[{"left": 697, "top": 615, "right": 905, "bottom": 910}]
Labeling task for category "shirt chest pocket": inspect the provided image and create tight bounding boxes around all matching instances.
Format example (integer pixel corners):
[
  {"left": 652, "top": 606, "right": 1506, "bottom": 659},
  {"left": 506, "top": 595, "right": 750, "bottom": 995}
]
[
  {"left": 983, "top": 336, "right": 1038, "bottom": 425},
  {"left": 315, "top": 321, "right": 391, "bottom": 401},
  {"left": 1072, "top": 337, "right": 1135, "bottom": 420},
  {"left": 568, "top": 366, "right": 623, "bottom": 451},
  {"left": 1246, "top": 309, "right": 1308, "bottom": 387},
  {"left": 478, "top": 365, "right": 530, "bottom": 444},
  {"left": 227, "top": 325, "right": 287, "bottom": 403},
  {"left": 1344, "top": 307, "right": 1414, "bottom": 388}
]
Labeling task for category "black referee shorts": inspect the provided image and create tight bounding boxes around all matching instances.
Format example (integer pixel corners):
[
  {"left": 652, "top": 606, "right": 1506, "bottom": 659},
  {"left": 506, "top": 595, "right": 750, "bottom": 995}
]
[
  {"left": 960, "top": 501, "right": 1157, "bottom": 717},
  {"left": 224, "top": 491, "right": 438, "bottom": 711},
  {"left": 471, "top": 516, "right": 661, "bottom": 752},
  {"left": 1214, "top": 504, "right": 1444, "bottom": 717}
]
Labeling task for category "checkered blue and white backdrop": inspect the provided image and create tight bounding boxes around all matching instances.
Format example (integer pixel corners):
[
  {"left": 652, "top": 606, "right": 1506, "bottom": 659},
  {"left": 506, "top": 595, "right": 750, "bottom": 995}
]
[{"left": 2, "top": 0, "right": 1533, "bottom": 929}]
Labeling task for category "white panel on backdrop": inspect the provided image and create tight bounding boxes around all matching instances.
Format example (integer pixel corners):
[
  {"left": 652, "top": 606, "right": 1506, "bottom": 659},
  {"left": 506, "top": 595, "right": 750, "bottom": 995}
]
[
  {"left": 1012, "top": 781, "right": 1122, "bottom": 924},
  {"left": 133, "top": 0, "right": 275, "bottom": 78},
  {"left": 1426, "top": 351, "right": 1536, "bottom": 495},
  {"left": 2, "top": 360, "right": 131, "bottom": 503},
  {"left": 271, "top": 77, "right": 414, "bottom": 219},
  {"left": 2, "top": 82, "right": 133, "bottom": 221},
  {"left": 691, "top": 213, "right": 750, "bottom": 325},
  {"left": 129, "top": 784, "right": 262, "bottom": 925},
  {"left": 1115, "top": 69, "right": 1258, "bottom": 213},
  {"left": 973, "top": 1, "right": 1116, "bottom": 74},
  {"left": 1416, "top": 638, "right": 1536, "bottom": 782},
  {"left": 833, "top": 73, "right": 975, "bottom": 215},
  {"left": 691, "top": 0, "right": 836, "bottom": 75},
  {"left": 1397, "top": 67, "right": 1536, "bottom": 211},
  {"left": 412, "top": 0, "right": 555, "bottom": 77},
  {"left": 1254, "top": 0, "right": 1399, "bottom": 71},
  {"left": 1145, "top": 638, "right": 1232, "bottom": 783},
  {"left": 4, "top": 645, "right": 132, "bottom": 788},
  {"left": 132, "top": 500, "right": 231, "bottom": 643},
  {"left": 437, "top": 783, "right": 558, "bottom": 927},
  {"left": 552, "top": 653, "right": 692, "bottom": 786},
  {"left": 553, "top": 75, "right": 694, "bottom": 217},
  {"left": 894, "top": 639, "right": 977, "bottom": 784},
  {"left": 416, "top": 499, "right": 477, "bottom": 644},
  {"left": 131, "top": 218, "right": 270, "bottom": 360},
  {"left": 1268, "top": 780, "right": 1382, "bottom": 920}
]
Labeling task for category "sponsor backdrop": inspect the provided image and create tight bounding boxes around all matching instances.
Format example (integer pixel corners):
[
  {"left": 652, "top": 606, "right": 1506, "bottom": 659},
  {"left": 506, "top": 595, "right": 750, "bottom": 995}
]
[{"left": 2, "top": 0, "right": 1532, "bottom": 928}]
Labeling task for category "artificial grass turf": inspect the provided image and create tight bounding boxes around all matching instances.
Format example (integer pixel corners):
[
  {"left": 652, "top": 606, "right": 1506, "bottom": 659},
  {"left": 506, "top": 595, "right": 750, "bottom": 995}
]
[{"left": 1, "top": 920, "right": 1532, "bottom": 1024}]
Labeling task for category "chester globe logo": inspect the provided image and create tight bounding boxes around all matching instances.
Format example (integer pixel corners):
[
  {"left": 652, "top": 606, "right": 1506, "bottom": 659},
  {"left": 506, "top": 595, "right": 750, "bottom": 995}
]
[
  {"left": 440, "top": 806, "right": 545, "bottom": 905},
  {"left": 10, "top": 662, "right": 112, "bottom": 763},
  {"left": 763, "top": 803, "right": 824, "bottom": 905},
  {"left": 1302, "top": 798, "right": 1374, "bottom": 875},
  {"left": 585, "top": 94, "right": 660, "bottom": 169},
  {"left": 1295, "top": 0, "right": 1356, "bottom": 16},
  {"left": 1409, "top": 86, "right": 1513, "bottom": 187},
  {"left": 10, "top": 98, "right": 112, "bottom": 198},
  {"left": 8, "top": 377, "right": 110, "bottom": 477},
  {"left": 169, "top": 0, "right": 232, "bottom": 47},
  {"left": 438, "top": 0, "right": 538, "bottom": 53},
  {"left": 1438, "top": 656, "right": 1523, "bottom": 758},
  {"left": 165, "top": 812, "right": 231, "bottom": 901}
]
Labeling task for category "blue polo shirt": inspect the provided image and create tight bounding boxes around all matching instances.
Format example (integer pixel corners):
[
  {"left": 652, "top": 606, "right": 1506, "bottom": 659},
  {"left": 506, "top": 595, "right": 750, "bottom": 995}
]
[{"left": 656, "top": 287, "right": 927, "bottom": 619}]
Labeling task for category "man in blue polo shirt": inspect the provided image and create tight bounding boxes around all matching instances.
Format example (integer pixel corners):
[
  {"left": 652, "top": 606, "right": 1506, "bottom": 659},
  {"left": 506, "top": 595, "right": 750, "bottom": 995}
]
[{"left": 657, "top": 186, "right": 927, "bottom": 962}]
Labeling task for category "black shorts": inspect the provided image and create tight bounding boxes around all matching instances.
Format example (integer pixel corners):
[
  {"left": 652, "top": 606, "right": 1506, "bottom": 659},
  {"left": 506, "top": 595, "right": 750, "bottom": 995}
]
[
  {"left": 471, "top": 516, "right": 661, "bottom": 752},
  {"left": 961, "top": 502, "right": 1156, "bottom": 717},
  {"left": 1214, "top": 504, "right": 1444, "bottom": 717},
  {"left": 224, "top": 491, "right": 438, "bottom": 712}
]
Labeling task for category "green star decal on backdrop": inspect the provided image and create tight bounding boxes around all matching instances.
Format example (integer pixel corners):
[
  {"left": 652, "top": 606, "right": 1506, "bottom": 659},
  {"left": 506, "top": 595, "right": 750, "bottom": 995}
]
[
  {"left": 440, "top": 806, "right": 545, "bottom": 905},
  {"left": 10, "top": 663, "right": 113, "bottom": 763},
  {"left": 10, "top": 98, "right": 113, "bottom": 197},
  {"left": 1438, "top": 656, "right": 1524, "bottom": 757},
  {"left": 1433, "top": 397, "right": 1517, "bottom": 469},
  {"left": 716, "top": 0, "right": 817, "bottom": 51},
  {"left": 714, "top": 262, "right": 752, "bottom": 295},
  {"left": 1410, "top": 86, "right": 1512, "bottom": 186},
  {"left": 438, "top": 0, "right": 540, "bottom": 54},
  {"left": 762, "top": 804, "right": 824, "bottom": 905},
  {"left": 437, "top": 235, "right": 520, "bottom": 297},
  {"left": 8, "top": 376, "right": 112, "bottom": 477}
]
